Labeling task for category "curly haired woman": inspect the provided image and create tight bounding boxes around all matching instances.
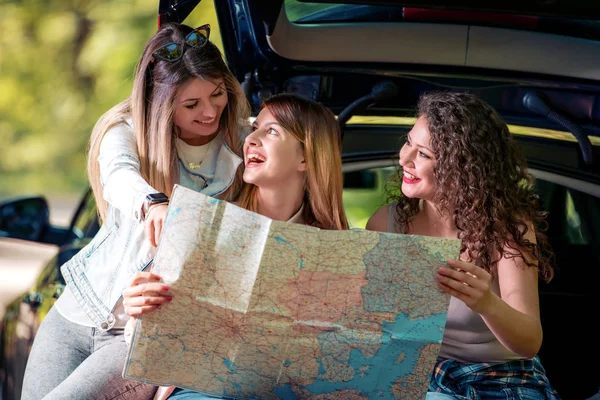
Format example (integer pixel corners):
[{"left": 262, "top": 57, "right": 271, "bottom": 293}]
[{"left": 367, "top": 92, "right": 561, "bottom": 399}]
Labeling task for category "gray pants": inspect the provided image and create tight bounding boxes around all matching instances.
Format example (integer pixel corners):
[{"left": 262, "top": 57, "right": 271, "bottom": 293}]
[{"left": 21, "top": 306, "right": 157, "bottom": 400}]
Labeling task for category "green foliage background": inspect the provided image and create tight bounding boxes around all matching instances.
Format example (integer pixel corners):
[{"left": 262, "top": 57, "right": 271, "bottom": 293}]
[
  {"left": 0, "top": 0, "right": 386, "bottom": 228},
  {"left": 0, "top": 0, "right": 221, "bottom": 199}
]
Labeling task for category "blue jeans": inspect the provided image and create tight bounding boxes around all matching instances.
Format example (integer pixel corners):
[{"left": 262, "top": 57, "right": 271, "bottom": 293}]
[
  {"left": 426, "top": 393, "right": 458, "bottom": 400},
  {"left": 169, "top": 388, "right": 225, "bottom": 399},
  {"left": 21, "top": 306, "right": 157, "bottom": 400}
]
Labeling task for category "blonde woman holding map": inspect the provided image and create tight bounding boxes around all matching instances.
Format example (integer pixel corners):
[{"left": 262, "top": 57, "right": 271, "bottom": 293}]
[
  {"left": 122, "top": 93, "right": 348, "bottom": 399},
  {"left": 366, "top": 92, "right": 560, "bottom": 399}
]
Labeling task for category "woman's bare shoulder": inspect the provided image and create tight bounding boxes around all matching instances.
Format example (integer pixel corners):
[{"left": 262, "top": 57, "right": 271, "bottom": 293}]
[{"left": 366, "top": 205, "right": 392, "bottom": 232}]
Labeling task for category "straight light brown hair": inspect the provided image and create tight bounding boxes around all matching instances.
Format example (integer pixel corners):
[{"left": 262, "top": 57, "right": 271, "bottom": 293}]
[{"left": 236, "top": 94, "right": 348, "bottom": 230}]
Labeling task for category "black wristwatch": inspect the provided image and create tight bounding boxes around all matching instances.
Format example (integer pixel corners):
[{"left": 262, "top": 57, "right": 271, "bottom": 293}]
[{"left": 141, "top": 192, "right": 169, "bottom": 220}]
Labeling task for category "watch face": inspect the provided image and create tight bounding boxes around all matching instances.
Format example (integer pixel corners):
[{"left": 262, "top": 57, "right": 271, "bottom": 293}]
[
  {"left": 147, "top": 193, "right": 168, "bottom": 202},
  {"left": 142, "top": 193, "right": 169, "bottom": 220}
]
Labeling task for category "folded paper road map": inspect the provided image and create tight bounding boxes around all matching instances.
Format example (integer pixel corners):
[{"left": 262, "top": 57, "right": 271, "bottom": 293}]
[{"left": 124, "top": 184, "right": 460, "bottom": 399}]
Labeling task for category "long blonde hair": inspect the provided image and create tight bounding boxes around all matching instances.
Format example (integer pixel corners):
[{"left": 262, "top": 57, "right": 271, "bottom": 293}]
[
  {"left": 88, "top": 23, "right": 249, "bottom": 222},
  {"left": 236, "top": 94, "right": 348, "bottom": 230}
]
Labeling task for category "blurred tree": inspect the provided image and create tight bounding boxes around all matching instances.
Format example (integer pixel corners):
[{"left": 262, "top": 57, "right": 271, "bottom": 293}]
[{"left": 0, "top": 0, "right": 221, "bottom": 200}]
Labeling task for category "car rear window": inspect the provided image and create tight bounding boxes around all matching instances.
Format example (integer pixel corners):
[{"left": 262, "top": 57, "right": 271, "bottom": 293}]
[{"left": 285, "top": 1, "right": 600, "bottom": 41}]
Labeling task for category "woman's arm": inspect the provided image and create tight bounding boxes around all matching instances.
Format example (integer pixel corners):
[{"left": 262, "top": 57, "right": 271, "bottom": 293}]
[
  {"left": 98, "top": 123, "right": 160, "bottom": 221},
  {"left": 436, "top": 227, "right": 543, "bottom": 358},
  {"left": 484, "top": 226, "right": 542, "bottom": 357},
  {"left": 123, "top": 270, "right": 172, "bottom": 346},
  {"left": 122, "top": 270, "right": 177, "bottom": 400},
  {"left": 98, "top": 124, "right": 171, "bottom": 246}
]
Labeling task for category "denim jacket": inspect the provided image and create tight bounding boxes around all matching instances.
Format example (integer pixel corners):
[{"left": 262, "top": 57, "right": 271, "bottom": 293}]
[{"left": 60, "top": 121, "right": 242, "bottom": 330}]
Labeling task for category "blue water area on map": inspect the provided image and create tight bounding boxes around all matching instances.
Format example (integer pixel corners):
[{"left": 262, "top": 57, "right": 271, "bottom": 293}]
[
  {"left": 166, "top": 207, "right": 181, "bottom": 225},
  {"left": 274, "top": 312, "right": 446, "bottom": 399},
  {"left": 223, "top": 358, "right": 237, "bottom": 372},
  {"left": 273, "top": 385, "right": 297, "bottom": 399}
]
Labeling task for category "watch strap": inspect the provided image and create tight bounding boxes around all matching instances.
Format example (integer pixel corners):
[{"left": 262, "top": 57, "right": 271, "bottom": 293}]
[{"left": 141, "top": 192, "right": 169, "bottom": 221}]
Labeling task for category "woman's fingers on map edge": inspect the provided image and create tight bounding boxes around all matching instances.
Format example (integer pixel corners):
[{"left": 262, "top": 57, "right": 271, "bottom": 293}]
[
  {"left": 130, "top": 294, "right": 172, "bottom": 306},
  {"left": 123, "top": 283, "right": 171, "bottom": 299},
  {"left": 123, "top": 293, "right": 173, "bottom": 315},
  {"left": 125, "top": 304, "right": 162, "bottom": 316},
  {"left": 126, "top": 271, "right": 162, "bottom": 288}
]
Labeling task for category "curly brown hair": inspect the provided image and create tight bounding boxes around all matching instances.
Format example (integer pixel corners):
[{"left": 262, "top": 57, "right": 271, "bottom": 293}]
[{"left": 388, "top": 91, "right": 554, "bottom": 282}]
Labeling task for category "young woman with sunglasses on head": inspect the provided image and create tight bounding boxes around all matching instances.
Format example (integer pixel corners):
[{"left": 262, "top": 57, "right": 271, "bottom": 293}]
[
  {"left": 22, "top": 23, "right": 249, "bottom": 400},
  {"left": 121, "top": 93, "right": 348, "bottom": 400},
  {"left": 367, "top": 92, "right": 560, "bottom": 399}
]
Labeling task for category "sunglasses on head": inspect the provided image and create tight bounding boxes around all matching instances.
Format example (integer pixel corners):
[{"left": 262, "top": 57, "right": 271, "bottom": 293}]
[{"left": 152, "top": 24, "right": 210, "bottom": 62}]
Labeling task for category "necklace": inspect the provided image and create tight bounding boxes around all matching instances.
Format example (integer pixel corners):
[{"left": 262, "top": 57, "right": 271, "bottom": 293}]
[{"left": 186, "top": 140, "right": 212, "bottom": 169}]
